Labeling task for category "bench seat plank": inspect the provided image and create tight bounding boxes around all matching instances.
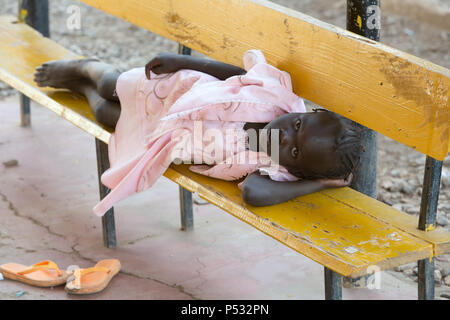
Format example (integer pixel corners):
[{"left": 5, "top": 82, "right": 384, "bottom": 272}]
[
  {"left": 167, "top": 165, "right": 440, "bottom": 277},
  {"left": 1, "top": 15, "right": 449, "bottom": 278},
  {"left": 80, "top": 0, "right": 450, "bottom": 161},
  {"left": 321, "top": 188, "right": 450, "bottom": 256}
]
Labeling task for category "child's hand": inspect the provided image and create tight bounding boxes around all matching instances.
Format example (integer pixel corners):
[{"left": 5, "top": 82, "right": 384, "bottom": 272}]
[
  {"left": 145, "top": 53, "right": 185, "bottom": 79},
  {"left": 317, "top": 173, "right": 353, "bottom": 189}
]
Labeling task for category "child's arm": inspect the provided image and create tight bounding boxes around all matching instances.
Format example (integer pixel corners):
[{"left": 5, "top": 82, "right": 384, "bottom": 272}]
[
  {"left": 145, "top": 53, "right": 246, "bottom": 80},
  {"left": 241, "top": 172, "right": 353, "bottom": 207}
]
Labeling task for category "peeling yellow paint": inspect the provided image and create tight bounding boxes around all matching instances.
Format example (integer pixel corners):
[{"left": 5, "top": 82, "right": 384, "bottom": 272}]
[
  {"left": 426, "top": 224, "right": 435, "bottom": 232},
  {"left": 429, "top": 244, "right": 436, "bottom": 262},
  {"left": 19, "top": 9, "right": 27, "bottom": 22},
  {"left": 356, "top": 15, "right": 362, "bottom": 29}
]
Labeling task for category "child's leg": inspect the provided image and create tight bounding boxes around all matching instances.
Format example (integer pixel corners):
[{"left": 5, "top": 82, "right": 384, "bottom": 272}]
[
  {"left": 78, "top": 82, "right": 121, "bottom": 128},
  {"left": 34, "top": 59, "right": 121, "bottom": 127},
  {"left": 35, "top": 59, "right": 121, "bottom": 101}
]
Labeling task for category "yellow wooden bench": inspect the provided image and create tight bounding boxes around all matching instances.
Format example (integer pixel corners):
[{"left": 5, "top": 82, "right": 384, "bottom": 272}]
[{"left": 1, "top": 0, "right": 449, "bottom": 299}]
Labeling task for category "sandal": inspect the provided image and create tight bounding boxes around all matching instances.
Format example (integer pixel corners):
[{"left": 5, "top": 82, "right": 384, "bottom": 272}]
[
  {"left": 0, "top": 260, "right": 70, "bottom": 287},
  {"left": 65, "top": 259, "right": 121, "bottom": 295}
]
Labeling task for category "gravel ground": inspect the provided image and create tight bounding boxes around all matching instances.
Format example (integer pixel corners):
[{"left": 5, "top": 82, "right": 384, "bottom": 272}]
[{"left": 0, "top": 0, "right": 449, "bottom": 296}]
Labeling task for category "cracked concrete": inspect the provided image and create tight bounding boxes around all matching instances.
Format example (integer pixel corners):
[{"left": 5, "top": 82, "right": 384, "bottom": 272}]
[{"left": 0, "top": 97, "right": 430, "bottom": 299}]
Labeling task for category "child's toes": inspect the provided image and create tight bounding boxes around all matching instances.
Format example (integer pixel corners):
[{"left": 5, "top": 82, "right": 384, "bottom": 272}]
[
  {"left": 37, "top": 80, "right": 50, "bottom": 87},
  {"left": 34, "top": 74, "right": 47, "bottom": 84},
  {"left": 35, "top": 67, "right": 49, "bottom": 77},
  {"left": 34, "top": 70, "right": 45, "bottom": 78},
  {"left": 34, "top": 77, "right": 45, "bottom": 86},
  {"left": 34, "top": 74, "right": 48, "bottom": 85},
  {"left": 35, "top": 64, "right": 47, "bottom": 72},
  {"left": 36, "top": 64, "right": 51, "bottom": 73}
]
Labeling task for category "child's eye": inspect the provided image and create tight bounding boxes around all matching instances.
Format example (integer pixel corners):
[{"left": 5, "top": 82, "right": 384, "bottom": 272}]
[
  {"left": 295, "top": 119, "right": 301, "bottom": 131},
  {"left": 291, "top": 147, "right": 299, "bottom": 158}
]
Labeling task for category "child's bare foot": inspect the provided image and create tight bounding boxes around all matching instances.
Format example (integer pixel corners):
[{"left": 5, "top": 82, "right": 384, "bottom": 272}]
[
  {"left": 34, "top": 58, "right": 100, "bottom": 89},
  {"left": 53, "top": 78, "right": 93, "bottom": 96}
]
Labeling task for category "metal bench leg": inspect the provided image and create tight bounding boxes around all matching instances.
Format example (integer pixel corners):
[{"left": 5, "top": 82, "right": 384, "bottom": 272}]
[
  {"left": 418, "top": 156, "right": 442, "bottom": 300},
  {"left": 418, "top": 258, "right": 435, "bottom": 300},
  {"left": 18, "top": 0, "right": 50, "bottom": 127},
  {"left": 179, "top": 186, "right": 194, "bottom": 231},
  {"left": 177, "top": 44, "right": 194, "bottom": 231},
  {"left": 95, "top": 138, "right": 117, "bottom": 248},
  {"left": 344, "top": 0, "right": 381, "bottom": 289},
  {"left": 324, "top": 267, "right": 342, "bottom": 300},
  {"left": 20, "top": 95, "right": 31, "bottom": 127}
]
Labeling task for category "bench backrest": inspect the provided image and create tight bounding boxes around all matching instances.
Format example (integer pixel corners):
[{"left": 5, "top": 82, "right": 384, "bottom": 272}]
[{"left": 80, "top": 0, "right": 450, "bottom": 161}]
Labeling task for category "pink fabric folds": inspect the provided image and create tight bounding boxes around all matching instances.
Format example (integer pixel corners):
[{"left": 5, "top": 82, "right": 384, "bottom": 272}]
[{"left": 93, "top": 50, "right": 305, "bottom": 216}]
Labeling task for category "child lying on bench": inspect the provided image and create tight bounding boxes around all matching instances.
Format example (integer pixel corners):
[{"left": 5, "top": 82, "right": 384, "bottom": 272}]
[{"left": 34, "top": 50, "right": 361, "bottom": 216}]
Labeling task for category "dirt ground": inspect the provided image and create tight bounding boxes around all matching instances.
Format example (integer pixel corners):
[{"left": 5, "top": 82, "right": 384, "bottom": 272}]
[{"left": 0, "top": 0, "right": 449, "bottom": 296}]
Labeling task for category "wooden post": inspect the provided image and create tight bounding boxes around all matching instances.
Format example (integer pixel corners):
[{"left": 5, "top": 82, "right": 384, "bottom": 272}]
[{"left": 18, "top": 0, "right": 50, "bottom": 127}]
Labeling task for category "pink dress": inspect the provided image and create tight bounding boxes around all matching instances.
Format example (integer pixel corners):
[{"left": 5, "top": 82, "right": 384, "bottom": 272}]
[{"left": 93, "top": 50, "right": 306, "bottom": 216}]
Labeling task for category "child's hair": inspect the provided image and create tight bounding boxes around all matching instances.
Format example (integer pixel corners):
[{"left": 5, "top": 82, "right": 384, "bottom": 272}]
[{"left": 287, "top": 109, "right": 363, "bottom": 180}]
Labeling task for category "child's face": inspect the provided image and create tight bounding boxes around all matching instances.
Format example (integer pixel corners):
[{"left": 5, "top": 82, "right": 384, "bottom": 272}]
[{"left": 264, "top": 112, "right": 343, "bottom": 177}]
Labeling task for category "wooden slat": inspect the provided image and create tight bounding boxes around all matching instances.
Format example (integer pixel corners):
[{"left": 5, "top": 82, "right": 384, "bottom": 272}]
[
  {"left": 321, "top": 188, "right": 450, "bottom": 256},
  {"left": 80, "top": 0, "right": 450, "bottom": 161},
  {"left": 167, "top": 165, "right": 434, "bottom": 277},
  {"left": 1, "top": 15, "right": 449, "bottom": 278}
]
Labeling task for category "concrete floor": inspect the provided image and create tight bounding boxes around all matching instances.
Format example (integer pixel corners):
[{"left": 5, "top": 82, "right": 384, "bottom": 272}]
[{"left": 0, "top": 96, "right": 420, "bottom": 300}]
